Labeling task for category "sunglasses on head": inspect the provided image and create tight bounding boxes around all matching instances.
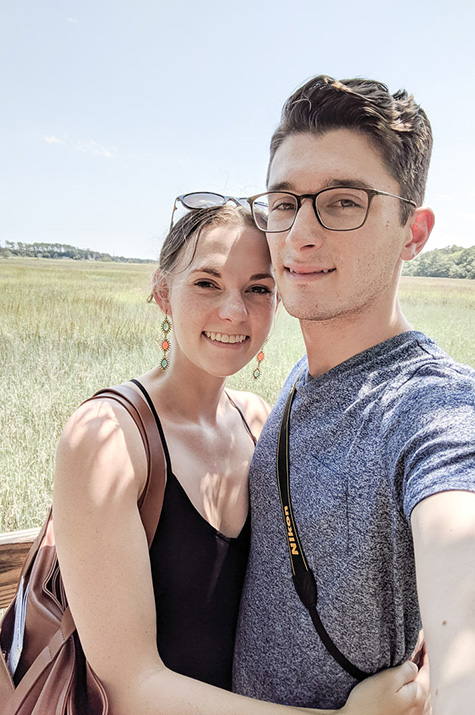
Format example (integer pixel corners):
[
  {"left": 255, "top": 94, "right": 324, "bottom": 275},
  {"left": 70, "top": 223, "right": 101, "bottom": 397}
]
[{"left": 169, "top": 192, "right": 249, "bottom": 229}]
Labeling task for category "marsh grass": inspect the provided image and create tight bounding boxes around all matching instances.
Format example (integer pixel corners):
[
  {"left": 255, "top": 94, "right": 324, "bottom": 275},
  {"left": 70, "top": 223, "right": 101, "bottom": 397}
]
[
  {"left": 398, "top": 277, "right": 475, "bottom": 365},
  {"left": 0, "top": 259, "right": 473, "bottom": 531}
]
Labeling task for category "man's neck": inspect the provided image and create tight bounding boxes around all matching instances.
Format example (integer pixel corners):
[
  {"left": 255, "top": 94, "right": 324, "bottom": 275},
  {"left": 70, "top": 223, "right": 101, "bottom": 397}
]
[{"left": 300, "top": 300, "right": 413, "bottom": 377}]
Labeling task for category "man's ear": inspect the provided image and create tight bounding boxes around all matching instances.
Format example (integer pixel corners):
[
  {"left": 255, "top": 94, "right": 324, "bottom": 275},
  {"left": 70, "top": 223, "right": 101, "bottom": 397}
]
[
  {"left": 152, "top": 271, "right": 171, "bottom": 315},
  {"left": 400, "top": 207, "right": 435, "bottom": 261}
]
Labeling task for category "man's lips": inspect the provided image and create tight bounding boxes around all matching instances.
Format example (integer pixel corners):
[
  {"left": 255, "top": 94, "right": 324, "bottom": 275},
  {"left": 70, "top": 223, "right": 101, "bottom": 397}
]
[{"left": 285, "top": 265, "right": 336, "bottom": 276}]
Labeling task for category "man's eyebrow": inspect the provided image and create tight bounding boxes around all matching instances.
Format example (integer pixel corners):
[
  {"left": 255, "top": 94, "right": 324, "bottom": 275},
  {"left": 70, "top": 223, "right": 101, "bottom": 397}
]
[
  {"left": 266, "top": 178, "right": 373, "bottom": 192},
  {"left": 325, "top": 178, "right": 373, "bottom": 190},
  {"left": 266, "top": 181, "right": 294, "bottom": 192}
]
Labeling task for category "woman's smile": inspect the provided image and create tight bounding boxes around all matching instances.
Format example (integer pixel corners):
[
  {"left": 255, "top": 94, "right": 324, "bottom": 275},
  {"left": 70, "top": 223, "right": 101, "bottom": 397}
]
[{"left": 203, "top": 331, "right": 249, "bottom": 345}]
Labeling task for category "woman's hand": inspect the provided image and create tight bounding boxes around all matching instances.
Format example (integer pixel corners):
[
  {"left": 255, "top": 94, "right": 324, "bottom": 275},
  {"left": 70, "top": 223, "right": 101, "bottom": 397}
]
[{"left": 340, "top": 661, "right": 430, "bottom": 715}]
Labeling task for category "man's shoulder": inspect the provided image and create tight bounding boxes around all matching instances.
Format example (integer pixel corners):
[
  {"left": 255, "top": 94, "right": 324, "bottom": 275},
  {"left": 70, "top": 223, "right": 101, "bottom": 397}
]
[
  {"left": 386, "top": 333, "right": 475, "bottom": 405},
  {"left": 278, "top": 355, "right": 309, "bottom": 396},
  {"left": 378, "top": 336, "right": 475, "bottom": 464}
]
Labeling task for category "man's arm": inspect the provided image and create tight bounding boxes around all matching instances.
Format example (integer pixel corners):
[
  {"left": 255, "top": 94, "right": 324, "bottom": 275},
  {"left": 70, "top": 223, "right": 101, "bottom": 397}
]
[{"left": 412, "top": 490, "right": 475, "bottom": 715}]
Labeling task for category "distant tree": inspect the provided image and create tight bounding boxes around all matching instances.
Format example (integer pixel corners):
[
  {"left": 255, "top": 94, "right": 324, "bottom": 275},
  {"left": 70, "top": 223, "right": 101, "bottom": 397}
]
[
  {"left": 402, "top": 245, "right": 475, "bottom": 279},
  {"left": 0, "top": 240, "right": 153, "bottom": 264}
]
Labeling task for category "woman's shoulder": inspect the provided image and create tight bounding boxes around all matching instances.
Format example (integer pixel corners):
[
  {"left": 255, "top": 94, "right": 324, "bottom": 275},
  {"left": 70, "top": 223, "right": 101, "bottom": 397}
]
[
  {"left": 59, "top": 389, "right": 143, "bottom": 448},
  {"left": 225, "top": 388, "right": 271, "bottom": 440},
  {"left": 55, "top": 390, "right": 148, "bottom": 499}
]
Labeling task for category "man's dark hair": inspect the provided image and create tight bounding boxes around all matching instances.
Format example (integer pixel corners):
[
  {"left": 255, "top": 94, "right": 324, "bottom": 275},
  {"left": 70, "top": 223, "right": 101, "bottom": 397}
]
[{"left": 268, "top": 75, "right": 433, "bottom": 223}]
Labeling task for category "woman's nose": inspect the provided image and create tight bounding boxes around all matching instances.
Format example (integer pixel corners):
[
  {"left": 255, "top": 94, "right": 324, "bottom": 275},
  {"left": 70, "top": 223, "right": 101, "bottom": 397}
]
[{"left": 217, "top": 292, "right": 248, "bottom": 322}]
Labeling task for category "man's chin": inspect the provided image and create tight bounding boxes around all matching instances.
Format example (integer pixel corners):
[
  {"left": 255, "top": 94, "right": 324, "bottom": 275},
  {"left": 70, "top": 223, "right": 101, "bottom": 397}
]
[{"left": 284, "top": 302, "right": 344, "bottom": 324}]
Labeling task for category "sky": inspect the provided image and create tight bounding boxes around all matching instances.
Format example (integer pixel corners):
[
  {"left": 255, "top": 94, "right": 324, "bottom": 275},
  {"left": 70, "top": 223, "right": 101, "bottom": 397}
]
[{"left": 1, "top": 0, "right": 474, "bottom": 261}]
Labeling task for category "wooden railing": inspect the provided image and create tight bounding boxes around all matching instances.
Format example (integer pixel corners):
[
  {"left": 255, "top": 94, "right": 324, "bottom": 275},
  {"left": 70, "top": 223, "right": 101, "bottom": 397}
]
[{"left": 0, "top": 528, "right": 40, "bottom": 609}]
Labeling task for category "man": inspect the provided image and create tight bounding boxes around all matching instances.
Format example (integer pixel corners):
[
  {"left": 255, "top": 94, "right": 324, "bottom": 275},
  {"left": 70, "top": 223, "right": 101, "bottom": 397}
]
[{"left": 233, "top": 75, "right": 475, "bottom": 714}]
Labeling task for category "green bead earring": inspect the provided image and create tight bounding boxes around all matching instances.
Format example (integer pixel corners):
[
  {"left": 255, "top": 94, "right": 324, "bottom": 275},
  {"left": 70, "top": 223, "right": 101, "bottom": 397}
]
[
  {"left": 160, "top": 317, "right": 172, "bottom": 370},
  {"left": 253, "top": 344, "right": 266, "bottom": 379}
]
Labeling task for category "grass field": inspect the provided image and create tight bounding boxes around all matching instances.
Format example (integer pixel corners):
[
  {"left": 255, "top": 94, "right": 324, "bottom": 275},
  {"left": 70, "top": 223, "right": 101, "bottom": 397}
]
[{"left": 1, "top": 258, "right": 474, "bottom": 531}]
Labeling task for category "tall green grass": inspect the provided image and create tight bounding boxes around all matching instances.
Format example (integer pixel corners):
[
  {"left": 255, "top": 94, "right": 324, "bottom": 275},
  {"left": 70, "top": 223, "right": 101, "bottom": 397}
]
[
  {"left": 398, "top": 276, "right": 475, "bottom": 365},
  {"left": 0, "top": 259, "right": 473, "bottom": 531}
]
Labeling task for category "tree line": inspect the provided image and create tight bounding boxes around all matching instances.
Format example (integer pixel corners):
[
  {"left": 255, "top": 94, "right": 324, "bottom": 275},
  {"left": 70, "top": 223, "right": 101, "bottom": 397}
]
[
  {"left": 2, "top": 241, "right": 474, "bottom": 278},
  {"left": 402, "top": 245, "right": 475, "bottom": 280},
  {"left": 0, "top": 241, "right": 153, "bottom": 264}
]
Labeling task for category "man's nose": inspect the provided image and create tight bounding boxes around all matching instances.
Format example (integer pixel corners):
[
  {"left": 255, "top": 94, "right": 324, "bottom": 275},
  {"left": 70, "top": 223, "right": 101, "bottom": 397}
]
[{"left": 284, "top": 198, "right": 325, "bottom": 250}]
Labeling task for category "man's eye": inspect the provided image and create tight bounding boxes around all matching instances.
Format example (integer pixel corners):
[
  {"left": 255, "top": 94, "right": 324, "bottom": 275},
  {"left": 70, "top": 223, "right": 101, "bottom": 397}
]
[
  {"left": 337, "top": 198, "right": 359, "bottom": 208},
  {"left": 271, "top": 201, "right": 294, "bottom": 212},
  {"left": 324, "top": 193, "right": 365, "bottom": 210}
]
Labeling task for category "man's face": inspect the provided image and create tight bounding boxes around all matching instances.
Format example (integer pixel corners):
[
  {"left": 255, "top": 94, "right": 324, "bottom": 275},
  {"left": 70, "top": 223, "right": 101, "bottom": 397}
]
[{"left": 266, "top": 129, "right": 414, "bottom": 324}]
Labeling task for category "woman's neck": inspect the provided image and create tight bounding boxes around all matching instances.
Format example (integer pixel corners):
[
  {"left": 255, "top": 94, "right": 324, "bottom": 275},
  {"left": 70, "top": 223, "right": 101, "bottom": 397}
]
[{"left": 140, "top": 360, "right": 228, "bottom": 425}]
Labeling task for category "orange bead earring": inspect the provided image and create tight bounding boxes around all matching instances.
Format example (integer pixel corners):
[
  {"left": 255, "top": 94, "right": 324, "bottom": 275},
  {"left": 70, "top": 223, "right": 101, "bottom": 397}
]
[
  {"left": 253, "top": 343, "right": 266, "bottom": 379},
  {"left": 160, "top": 317, "right": 172, "bottom": 370}
]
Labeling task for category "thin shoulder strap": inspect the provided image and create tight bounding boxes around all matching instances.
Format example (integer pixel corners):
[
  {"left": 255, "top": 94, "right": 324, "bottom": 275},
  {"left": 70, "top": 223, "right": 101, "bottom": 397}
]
[
  {"left": 224, "top": 391, "right": 257, "bottom": 446},
  {"left": 130, "top": 378, "right": 173, "bottom": 473}
]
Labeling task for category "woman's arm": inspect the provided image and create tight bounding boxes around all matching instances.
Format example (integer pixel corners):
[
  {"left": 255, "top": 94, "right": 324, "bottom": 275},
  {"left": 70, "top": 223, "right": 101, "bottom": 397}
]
[{"left": 53, "top": 399, "right": 427, "bottom": 715}]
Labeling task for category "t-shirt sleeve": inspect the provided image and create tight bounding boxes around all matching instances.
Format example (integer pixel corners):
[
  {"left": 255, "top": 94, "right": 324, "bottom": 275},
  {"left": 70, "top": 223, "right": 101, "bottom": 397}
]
[{"left": 387, "top": 367, "right": 475, "bottom": 522}]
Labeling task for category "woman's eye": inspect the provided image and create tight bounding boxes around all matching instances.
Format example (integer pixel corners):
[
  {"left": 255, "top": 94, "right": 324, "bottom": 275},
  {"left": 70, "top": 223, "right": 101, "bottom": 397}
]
[
  {"left": 194, "top": 280, "right": 217, "bottom": 289},
  {"left": 249, "top": 285, "right": 272, "bottom": 294}
]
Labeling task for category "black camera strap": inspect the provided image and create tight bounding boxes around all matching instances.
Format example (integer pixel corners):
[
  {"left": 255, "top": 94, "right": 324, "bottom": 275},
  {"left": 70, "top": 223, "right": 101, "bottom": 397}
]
[{"left": 276, "top": 374, "right": 370, "bottom": 681}]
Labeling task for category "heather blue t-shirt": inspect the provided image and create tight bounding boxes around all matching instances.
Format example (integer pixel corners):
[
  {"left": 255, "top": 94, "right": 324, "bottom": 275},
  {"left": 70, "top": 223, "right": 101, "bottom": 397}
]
[{"left": 233, "top": 331, "right": 475, "bottom": 709}]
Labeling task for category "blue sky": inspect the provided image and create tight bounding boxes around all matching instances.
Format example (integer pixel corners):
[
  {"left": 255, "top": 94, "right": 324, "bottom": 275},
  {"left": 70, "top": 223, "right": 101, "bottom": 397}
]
[{"left": 1, "top": 0, "right": 474, "bottom": 260}]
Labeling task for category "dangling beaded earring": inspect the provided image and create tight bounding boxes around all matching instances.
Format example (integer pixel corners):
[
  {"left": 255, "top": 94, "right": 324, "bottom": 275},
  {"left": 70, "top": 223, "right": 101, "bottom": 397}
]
[
  {"left": 160, "top": 317, "right": 172, "bottom": 370},
  {"left": 252, "top": 343, "right": 266, "bottom": 379}
]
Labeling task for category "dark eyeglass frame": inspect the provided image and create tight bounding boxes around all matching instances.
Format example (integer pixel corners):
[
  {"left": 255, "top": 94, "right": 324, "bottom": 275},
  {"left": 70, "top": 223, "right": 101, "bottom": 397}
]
[
  {"left": 169, "top": 192, "right": 248, "bottom": 230},
  {"left": 248, "top": 187, "right": 417, "bottom": 233}
]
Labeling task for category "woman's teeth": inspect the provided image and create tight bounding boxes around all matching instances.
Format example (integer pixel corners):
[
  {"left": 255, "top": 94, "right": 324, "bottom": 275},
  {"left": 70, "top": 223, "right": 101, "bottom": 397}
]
[{"left": 204, "top": 332, "right": 247, "bottom": 344}]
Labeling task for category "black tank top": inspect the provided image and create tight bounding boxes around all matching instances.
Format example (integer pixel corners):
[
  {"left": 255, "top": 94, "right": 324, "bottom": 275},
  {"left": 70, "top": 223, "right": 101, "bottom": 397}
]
[{"left": 134, "top": 382, "right": 253, "bottom": 691}]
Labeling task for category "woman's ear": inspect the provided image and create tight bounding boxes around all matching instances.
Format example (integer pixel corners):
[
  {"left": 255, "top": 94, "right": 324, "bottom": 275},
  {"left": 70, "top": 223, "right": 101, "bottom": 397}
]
[
  {"left": 400, "top": 207, "right": 435, "bottom": 261},
  {"left": 152, "top": 270, "right": 171, "bottom": 315}
]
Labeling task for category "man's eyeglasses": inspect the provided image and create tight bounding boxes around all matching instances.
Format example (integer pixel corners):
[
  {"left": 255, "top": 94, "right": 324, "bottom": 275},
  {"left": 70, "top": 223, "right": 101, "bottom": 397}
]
[
  {"left": 247, "top": 187, "right": 417, "bottom": 233},
  {"left": 169, "top": 192, "right": 248, "bottom": 230}
]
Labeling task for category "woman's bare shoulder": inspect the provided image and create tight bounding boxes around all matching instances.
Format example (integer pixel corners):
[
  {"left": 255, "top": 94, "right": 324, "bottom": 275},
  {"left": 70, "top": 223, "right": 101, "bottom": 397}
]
[
  {"left": 226, "top": 388, "right": 272, "bottom": 440},
  {"left": 56, "top": 395, "right": 147, "bottom": 501}
]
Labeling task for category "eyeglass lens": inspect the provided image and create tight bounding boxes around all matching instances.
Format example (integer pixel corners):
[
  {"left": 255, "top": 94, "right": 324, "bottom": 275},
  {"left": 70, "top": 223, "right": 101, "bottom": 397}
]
[
  {"left": 253, "top": 188, "right": 371, "bottom": 232},
  {"left": 181, "top": 192, "right": 228, "bottom": 210}
]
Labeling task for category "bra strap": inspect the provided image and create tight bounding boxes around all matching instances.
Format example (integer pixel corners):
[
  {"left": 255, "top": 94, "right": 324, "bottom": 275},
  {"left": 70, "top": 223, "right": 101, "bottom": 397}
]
[{"left": 224, "top": 391, "right": 257, "bottom": 446}]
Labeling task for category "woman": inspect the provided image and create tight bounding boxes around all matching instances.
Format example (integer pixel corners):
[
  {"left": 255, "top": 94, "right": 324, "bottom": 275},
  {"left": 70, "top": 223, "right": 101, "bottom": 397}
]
[{"left": 53, "top": 201, "right": 427, "bottom": 714}]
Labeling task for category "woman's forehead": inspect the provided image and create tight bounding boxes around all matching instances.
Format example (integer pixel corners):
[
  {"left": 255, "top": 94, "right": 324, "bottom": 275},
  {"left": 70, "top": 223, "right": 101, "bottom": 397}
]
[{"left": 188, "top": 223, "right": 271, "bottom": 268}]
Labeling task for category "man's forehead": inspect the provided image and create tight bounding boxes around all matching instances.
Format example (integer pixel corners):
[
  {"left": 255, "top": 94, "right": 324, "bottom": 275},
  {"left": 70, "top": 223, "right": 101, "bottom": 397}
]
[{"left": 267, "top": 129, "right": 394, "bottom": 192}]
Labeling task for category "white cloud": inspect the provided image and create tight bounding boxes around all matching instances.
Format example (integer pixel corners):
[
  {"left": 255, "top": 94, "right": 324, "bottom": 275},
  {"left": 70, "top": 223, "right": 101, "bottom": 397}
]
[
  {"left": 74, "top": 139, "right": 117, "bottom": 159},
  {"left": 43, "top": 135, "right": 117, "bottom": 159},
  {"left": 43, "top": 135, "right": 66, "bottom": 145},
  {"left": 67, "top": 18, "right": 79, "bottom": 23}
]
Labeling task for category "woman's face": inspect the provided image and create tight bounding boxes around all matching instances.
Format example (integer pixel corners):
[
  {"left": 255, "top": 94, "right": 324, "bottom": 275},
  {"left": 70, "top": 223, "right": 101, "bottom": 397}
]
[{"left": 161, "top": 222, "right": 276, "bottom": 379}]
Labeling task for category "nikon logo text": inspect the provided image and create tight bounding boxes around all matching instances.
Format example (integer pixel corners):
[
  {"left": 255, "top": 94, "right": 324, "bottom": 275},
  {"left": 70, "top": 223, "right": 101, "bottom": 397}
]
[{"left": 284, "top": 506, "right": 299, "bottom": 555}]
